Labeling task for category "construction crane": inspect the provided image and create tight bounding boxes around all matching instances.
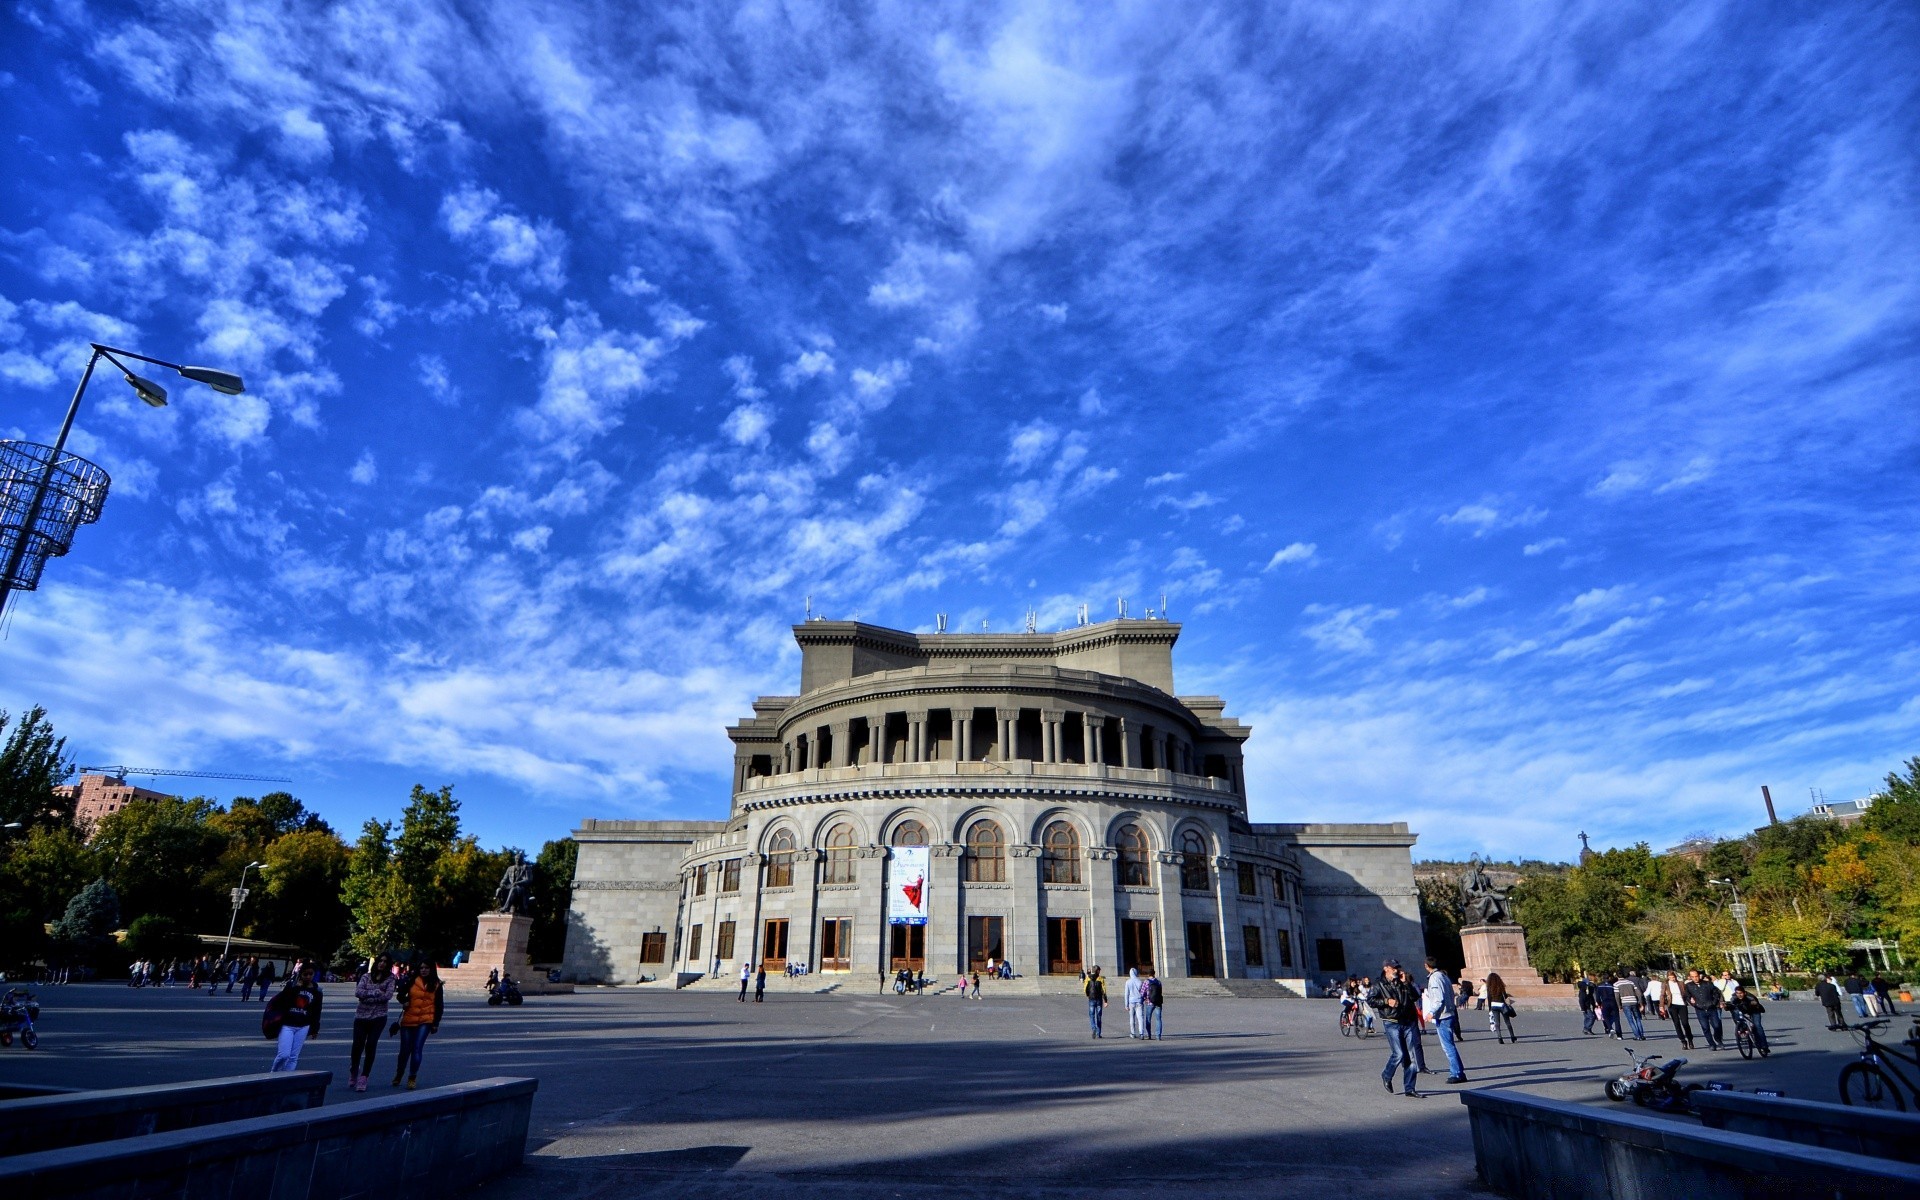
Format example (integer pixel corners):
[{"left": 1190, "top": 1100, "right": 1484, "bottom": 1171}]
[{"left": 78, "top": 765, "right": 294, "bottom": 784}]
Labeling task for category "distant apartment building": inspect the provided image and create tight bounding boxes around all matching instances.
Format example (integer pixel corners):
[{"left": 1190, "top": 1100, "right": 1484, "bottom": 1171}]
[
  {"left": 57, "top": 773, "right": 172, "bottom": 831},
  {"left": 1810, "top": 796, "right": 1875, "bottom": 824}
]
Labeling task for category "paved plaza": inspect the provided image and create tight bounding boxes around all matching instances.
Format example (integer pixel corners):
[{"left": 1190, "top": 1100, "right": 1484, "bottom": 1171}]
[{"left": 0, "top": 984, "right": 1877, "bottom": 1197}]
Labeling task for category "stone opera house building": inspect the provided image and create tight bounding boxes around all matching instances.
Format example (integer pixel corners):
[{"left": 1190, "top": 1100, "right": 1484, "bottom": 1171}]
[{"left": 561, "top": 617, "right": 1424, "bottom": 990}]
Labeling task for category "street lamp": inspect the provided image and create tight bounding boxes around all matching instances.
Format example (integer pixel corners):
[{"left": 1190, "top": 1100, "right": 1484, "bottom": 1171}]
[
  {"left": 1709, "top": 877, "right": 1760, "bottom": 994},
  {"left": 0, "top": 342, "right": 245, "bottom": 617},
  {"left": 221, "top": 860, "right": 266, "bottom": 960}
]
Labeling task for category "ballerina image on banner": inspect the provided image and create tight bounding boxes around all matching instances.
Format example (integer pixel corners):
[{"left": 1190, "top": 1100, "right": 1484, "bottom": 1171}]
[{"left": 888, "top": 846, "right": 929, "bottom": 926}]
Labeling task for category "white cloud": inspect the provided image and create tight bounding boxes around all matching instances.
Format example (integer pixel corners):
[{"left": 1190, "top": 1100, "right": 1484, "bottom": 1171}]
[
  {"left": 724, "top": 404, "right": 772, "bottom": 446},
  {"left": 1439, "top": 500, "right": 1547, "bottom": 537},
  {"left": 1038, "top": 303, "right": 1068, "bottom": 323},
  {"left": 1006, "top": 419, "right": 1060, "bottom": 470},
  {"left": 416, "top": 354, "right": 460, "bottom": 405},
  {"left": 723, "top": 355, "right": 765, "bottom": 400},
  {"left": 518, "top": 309, "right": 664, "bottom": 454},
  {"left": 1523, "top": 537, "right": 1567, "bottom": 556},
  {"left": 1264, "top": 542, "right": 1317, "bottom": 569},
  {"left": 1301, "top": 604, "right": 1397, "bottom": 654},
  {"left": 440, "top": 185, "right": 568, "bottom": 290},
  {"left": 349, "top": 450, "right": 377, "bottom": 485},
  {"left": 780, "top": 348, "right": 835, "bottom": 386},
  {"left": 848, "top": 359, "right": 911, "bottom": 412}
]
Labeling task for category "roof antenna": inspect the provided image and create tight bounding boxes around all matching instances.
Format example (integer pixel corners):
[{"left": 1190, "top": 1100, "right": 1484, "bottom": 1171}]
[
  {"left": 804, "top": 594, "right": 812, "bottom": 621},
  {"left": 1116, "top": 596, "right": 1128, "bottom": 618},
  {"left": 981, "top": 618, "right": 990, "bottom": 630},
  {"left": 1161, "top": 592, "right": 1168, "bottom": 619},
  {"left": 1077, "top": 603, "right": 1089, "bottom": 626},
  {"left": 1025, "top": 609, "right": 1037, "bottom": 633},
  {"left": 936, "top": 612, "right": 948, "bottom": 633}
]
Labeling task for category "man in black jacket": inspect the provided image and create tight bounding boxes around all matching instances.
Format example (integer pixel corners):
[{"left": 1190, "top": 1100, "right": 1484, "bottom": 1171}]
[
  {"left": 1815, "top": 975, "right": 1846, "bottom": 1029},
  {"left": 1577, "top": 974, "right": 1597, "bottom": 1034},
  {"left": 1370, "top": 960, "right": 1424, "bottom": 1098},
  {"left": 1683, "top": 970, "right": 1725, "bottom": 1050}
]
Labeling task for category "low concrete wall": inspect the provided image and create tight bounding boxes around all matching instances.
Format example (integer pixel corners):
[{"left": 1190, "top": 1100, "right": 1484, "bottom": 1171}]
[
  {"left": 1461, "top": 1089, "right": 1920, "bottom": 1198},
  {"left": 0, "top": 1075, "right": 535, "bottom": 1200},
  {"left": 0, "top": 1071, "right": 330, "bottom": 1156},
  {"left": 0, "top": 1084, "right": 78, "bottom": 1101},
  {"left": 1694, "top": 1090, "right": 1920, "bottom": 1164}
]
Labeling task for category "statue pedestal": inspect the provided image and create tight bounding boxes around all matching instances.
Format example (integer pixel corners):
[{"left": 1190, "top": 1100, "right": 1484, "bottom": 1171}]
[
  {"left": 1459, "top": 924, "right": 1576, "bottom": 1008},
  {"left": 441, "top": 912, "right": 573, "bottom": 994}
]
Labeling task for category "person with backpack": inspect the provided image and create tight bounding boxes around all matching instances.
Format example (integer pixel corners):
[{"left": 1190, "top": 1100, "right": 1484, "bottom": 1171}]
[
  {"left": 1577, "top": 973, "right": 1597, "bottom": 1034},
  {"left": 255, "top": 960, "right": 276, "bottom": 1002},
  {"left": 391, "top": 960, "right": 444, "bottom": 1089},
  {"left": 266, "top": 964, "right": 323, "bottom": 1072},
  {"left": 1143, "top": 971, "right": 1164, "bottom": 1039},
  {"left": 348, "top": 955, "right": 395, "bottom": 1092},
  {"left": 1084, "top": 966, "right": 1108, "bottom": 1038}
]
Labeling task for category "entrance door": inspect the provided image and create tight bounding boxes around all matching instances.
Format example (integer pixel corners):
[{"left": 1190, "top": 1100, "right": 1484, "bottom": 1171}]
[
  {"left": 889, "top": 924, "right": 926, "bottom": 971},
  {"left": 967, "top": 916, "right": 1004, "bottom": 970},
  {"left": 1121, "top": 919, "right": 1154, "bottom": 974},
  {"left": 1187, "top": 922, "right": 1217, "bottom": 977},
  {"left": 820, "top": 918, "right": 851, "bottom": 970},
  {"left": 1046, "top": 917, "right": 1083, "bottom": 975},
  {"left": 761, "top": 919, "right": 789, "bottom": 970}
]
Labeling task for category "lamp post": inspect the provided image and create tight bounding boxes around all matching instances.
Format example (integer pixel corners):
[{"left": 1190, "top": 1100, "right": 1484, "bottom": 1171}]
[
  {"left": 1710, "top": 878, "right": 1760, "bottom": 994},
  {"left": 0, "top": 342, "right": 245, "bottom": 618},
  {"left": 222, "top": 860, "right": 266, "bottom": 960}
]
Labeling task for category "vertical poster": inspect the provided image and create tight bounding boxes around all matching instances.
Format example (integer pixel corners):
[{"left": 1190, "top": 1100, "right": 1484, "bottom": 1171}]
[{"left": 888, "top": 846, "right": 929, "bottom": 925}]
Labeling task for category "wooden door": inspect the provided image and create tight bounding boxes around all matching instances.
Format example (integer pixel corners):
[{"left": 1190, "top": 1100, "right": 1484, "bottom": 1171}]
[
  {"left": 820, "top": 918, "right": 851, "bottom": 970},
  {"left": 1047, "top": 917, "right": 1083, "bottom": 975},
  {"left": 889, "top": 924, "right": 925, "bottom": 971},
  {"left": 967, "top": 916, "right": 1004, "bottom": 970},
  {"left": 761, "top": 919, "right": 789, "bottom": 970},
  {"left": 1186, "top": 922, "right": 1216, "bottom": 977},
  {"left": 1121, "top": 919, "right": 1154, "bottom": 974}
]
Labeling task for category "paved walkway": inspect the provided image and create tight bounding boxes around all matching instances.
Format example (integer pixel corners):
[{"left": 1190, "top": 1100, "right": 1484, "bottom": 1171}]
[{"left": 0, "top": 983, "right": 1876, "bottom": 1197}]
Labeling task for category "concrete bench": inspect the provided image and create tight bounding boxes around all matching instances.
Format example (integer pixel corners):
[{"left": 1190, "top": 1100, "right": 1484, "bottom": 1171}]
[
  {"left": 0, "top": 1075, "right": 535, "bottom": 1200},
  {"left": 1693, "top": 1090, "right": 1920, "bottom": 1164},
  {"left": 0, "top": 1071, "right": 330, "bottom": 1156},
  {"left": 1461, "top": 1088, "right": 1920, "bottom": 1198}
]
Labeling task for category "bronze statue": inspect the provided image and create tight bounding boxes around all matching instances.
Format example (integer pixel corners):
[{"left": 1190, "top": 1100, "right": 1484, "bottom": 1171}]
[
  {"left": 1459, "top": 854, "right": 1513, "bottom": 925},
  {"left": 494, "top": 851, "right": 534, "bottom": 916}
]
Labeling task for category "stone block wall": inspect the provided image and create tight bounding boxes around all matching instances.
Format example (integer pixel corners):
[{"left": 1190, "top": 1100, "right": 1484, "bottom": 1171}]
[{"left": 565, "top": 820, "right": 726, "bottom": 984}]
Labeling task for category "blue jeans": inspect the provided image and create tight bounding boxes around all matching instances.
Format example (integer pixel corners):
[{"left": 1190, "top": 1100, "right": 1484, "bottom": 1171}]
[
  {"left": 1435, "top": 1015, "right": 1465, "bottom": 1078},
  {"left": 1622, "top": 1004, "right": 1645, "bottom": 1039},
  {"left": 1382, "top": 1023, "right": 1420, "bottom": 1093},
  {"left": 1696, "top": 1006, "right": 1723, "bottom": 1048},
  {"left": 1088, "top": 1001, "right": 1104, "bottom": 1036},
  {"left": 396, "top": 1024, "right": 430, "bottom": 1078},
  {"left": 1600, "top": 1005, "right": 1620, "bottom": 1036},
  {"left": 1852, "top": 994, "right": 1870, "bottom": 1017},
  {"left": 1582, "top": 1006, "right": 1596, "bottom": 1034},
  {"left": 1147, "top": 1004, "right": 1163, "bottom": 1039}
]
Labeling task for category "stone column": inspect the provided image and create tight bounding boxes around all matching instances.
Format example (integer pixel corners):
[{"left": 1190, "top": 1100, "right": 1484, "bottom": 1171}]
[
  {"left": 997, "top": 707, "right": 1020, "bottom": 762},
  {"left": 830, "top": 721, "right": 851, "bottom": 768},
  {"left": 796, "top": 849, "right": 821, "bottom": 970},
  {"left": 1155, "top": 849, "right": 1189, "bottom": 980},
  {"left": 1042, "top": 710, "right": 1063, "bottom": 763},
  {"left": 956, "top": 714, "right": 972, "bottom": 762},
  {"left": 930, "top": 842, "right": 964, "bottom": 973},
  {"left": 1211, "top": 855, "right": 1235, "bottom": 978},
  {"left": 1087, "top": 846, "right": 1119, "bottom": 974},
  {"left": 872, "top": 714, "right": 890, "bottom": 765},
  {"left": 909, "top": 711, "right": 927, "bottom": 762},
  {"left": 854, "top": 844, "right": 890, "bottom": 978},
  {"left": 675, "top": 870, "right": 695, "bottom": 974},
  {"left": 1086, "top": 714, "right": 1107, "bottom": 766},
  {"left": 1009, "top": 843, "right": 1043, "bottom": 975},
  {"left": 1116, "top": 717, "right": 1133, "bottom": 768},
  {"left": 745, "top": 852, "right": 768, "bottom": 969}
]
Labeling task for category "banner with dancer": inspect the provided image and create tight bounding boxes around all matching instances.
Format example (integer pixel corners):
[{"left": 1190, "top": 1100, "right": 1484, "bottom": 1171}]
[{"left": 888, "top": 846, "right": 929, "bottom": 926}]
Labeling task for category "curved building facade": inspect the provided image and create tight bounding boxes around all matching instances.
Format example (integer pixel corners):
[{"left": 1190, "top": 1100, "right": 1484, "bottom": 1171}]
[{"left": 562, "top": 619, "right": 1423, "bottom": 988}]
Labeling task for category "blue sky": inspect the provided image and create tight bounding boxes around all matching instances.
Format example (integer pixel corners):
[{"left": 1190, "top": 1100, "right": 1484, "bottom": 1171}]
[{"left": 1, "top": 1, "right": 1915, "bottom": 861}]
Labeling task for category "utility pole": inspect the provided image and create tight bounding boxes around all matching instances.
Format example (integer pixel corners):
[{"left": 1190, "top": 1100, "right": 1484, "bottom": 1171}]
[{"left": 222, "top": 860, "right": 265, "bottom": 960}]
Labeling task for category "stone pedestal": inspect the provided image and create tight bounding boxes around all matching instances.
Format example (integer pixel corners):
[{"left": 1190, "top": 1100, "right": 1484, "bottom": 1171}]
[
  {"left": 442, "top": 912, "right": 574, "bottom": 994},
  {"left": 1459, "top": 923, "right": 1576, "bottom": 1008}
]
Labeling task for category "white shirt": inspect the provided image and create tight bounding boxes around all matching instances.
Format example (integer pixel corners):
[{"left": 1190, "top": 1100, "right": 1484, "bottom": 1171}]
[
  {"left": 1645, "top": 978, "right": 1663, "bottom": 1004},
  {"left": 1718, "top": 976, "right": 1738, "bottom": 1001}
]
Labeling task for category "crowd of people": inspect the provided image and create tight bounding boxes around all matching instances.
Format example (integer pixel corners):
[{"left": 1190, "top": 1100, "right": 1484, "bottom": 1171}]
[
  {"left": 127, "top": 954, "right": 293, "bottom": 998},
  {"left": 263, "top": 954, "right": 447, "bottom": 1091},
  {"left": 1573, "top": 966, "right": 1778, "bottom": 1053}
]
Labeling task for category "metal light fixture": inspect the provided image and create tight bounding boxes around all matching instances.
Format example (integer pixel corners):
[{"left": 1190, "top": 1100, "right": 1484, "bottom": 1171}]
[{"left": 0, "top": 342, "right": 246, "bottom": 616}]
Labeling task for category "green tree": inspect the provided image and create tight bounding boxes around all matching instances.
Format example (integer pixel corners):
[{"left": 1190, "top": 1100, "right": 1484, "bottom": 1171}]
[
  {"left": 1863, "top": 758, "right": 1920, "bottom": 844},
  {"left": 0, "top": 705, "right": 74, "bottom": 828},
  {"left": 0, "top": 822, "right": 97, "bottom": 923},
  {"left": 343, "top": 818, "right": 400, "bottom": 958},
  {"left": 50, "top": 877, "right": 120, "bottom": 966},
  {"left": 253, "top": 828, "right": 352, "bottom": 953},
  {"left": 529, "top": 837, "right": 578, "bottom": 963},
  {"left": 123, "top": 913, "right": 202, "bottom": 962},
  {"left": 90, "top": 796, "right": 229, "bottom": 930}
]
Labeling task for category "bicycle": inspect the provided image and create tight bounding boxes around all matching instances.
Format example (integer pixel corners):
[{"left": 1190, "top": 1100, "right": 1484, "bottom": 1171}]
[
  {"left": 1837, "top": 1019, "right": 1920, "bottom": 1111},
  {"left": 1338, "top": 1001, "right": 1374, "bottom": 1039},
  {"left": 1730, "top": 1009, "right": 1768, "bottom": 1060}
]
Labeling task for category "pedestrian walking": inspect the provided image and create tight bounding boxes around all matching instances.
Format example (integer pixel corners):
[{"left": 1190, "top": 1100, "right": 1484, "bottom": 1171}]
[
  {"left": 1144, "top": 970, "right": 1165, "bottom": 1039},
  {"left": 1577, "top": 973, "right": 1597, "bottom": 1034},
  {"left": 266, "top": 964, "right": 323, "bottom": 1072},
  {"left": 1664, "top": 971, "right": 1695, "bottom": 1048},
  {"left": 239, "top": 957, "right": 260, "bottom": 1001},
  {"left": 754, "top": 966, "right": 766, "bottom": 1002},
  {"left": 391, "top": 960, "right": 444, "bottom": 1089},
  {"left": 1084, "top": 967, "right": 1107, "bottom": 1038},
  {"left": 1124, "top": 967, "right": 1146, "bottom": 1039},
  {"left": 1616, "top": 973, "right": 1646, "bottom": 1040},
  {"left": 1423, "top": 957, "right": 1468, "bottom": 1084},
  {"left": 1596, "top": 974, "right": 1621, "bottom": 1039},
  {"left": 1816, "top": 974, "right": 1846, "bottom": 1029},
  {"left": 1716, "top": 970, "right": 1739, "bottom": 1005},
  {"left": 255, "top": 960, "right": 276, "bottom": 1002},
  {"left": 1485, "top": 972, "right": 1516, "bottom": 1043},
  {"left": 1871, "top": 974, "right": 1898, "bottom": 1016},
  {"left": 348, "top": 955, "right": 395, "bottom": 1093},
  {"left": 970, "top": 971, "right": 981, "bottom": 999},
  {"left": 1843, "top": 971, "right": 1870, "bottom": 1018},
  {"left": 1372, "top": 961, "right": 1422, "bottom": 1097},
  {"left": 1684, "top": 969, "right": 1725, "bottom": 1050},
  {"left": 739, "top": 962, "right": 751, "bottom": 1002}
]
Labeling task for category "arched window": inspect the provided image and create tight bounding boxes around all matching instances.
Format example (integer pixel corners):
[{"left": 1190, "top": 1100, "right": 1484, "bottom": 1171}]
[
  {"left": 824, "top": 823, "right": 857, "bottom": 884},
  {"left": 1180, "top": 829, "right": 1210, "bottom": 891},
  {"left": 767, "top": 828, "right": 795, "bottom": 888},
  {"left": 1117, "top": 823, "right": 1151, "bottom": 887},
  {"left": 891, "top": 819, "right": 929, "bottom": 846},
  {"left": 965, "top": 820, "right": 1005, "bottom": 882},
  {"left": 1042, "top": 820, "right": 1081, "bottom": 885}
]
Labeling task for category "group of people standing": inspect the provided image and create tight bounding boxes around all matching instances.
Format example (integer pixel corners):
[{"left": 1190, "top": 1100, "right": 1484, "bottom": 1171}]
[
  {"left": 1576, "top": 967, "right": 1769, "bottom": 1053},
  {"left": 1079, "top": 966, "right": 1165, "bottom": 1039},
  {"left": 1816, "top": 971, "right": 1902, "bottom": 1028},
  {"left": 265, "top": 955, "right": 447, "bottom": 1092}
]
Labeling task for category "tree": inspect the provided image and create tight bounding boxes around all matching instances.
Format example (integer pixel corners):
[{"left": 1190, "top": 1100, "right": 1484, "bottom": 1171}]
[
  {"left": 124, "top": 913, "right": 202, "bottom": 962},
  {"left": 1864, "top": 758, "right": 1920, "bottom": 844},
  {"left": 343, "top": 818, "right": 400, "bottom": 958},
  {"left": 90, "top": 796, "right": 229, "bottom": 930},
  {"left": 253, "top": 828, "right": 352, "bottom": 953},
  {"left": 529, "top": 837, "right": 578, "bottom": 963},
  {"left": 0, "top": 822, "right": 97, "bottom": 923},
  {"left": 341, "top": 785, "right": 498, "bottom": 961},
  {"left": 50, "top": 878, "right": 120, "bottom": 966},
  {"left": 0, "top": 705, "right": 73, "bottom": 828}
]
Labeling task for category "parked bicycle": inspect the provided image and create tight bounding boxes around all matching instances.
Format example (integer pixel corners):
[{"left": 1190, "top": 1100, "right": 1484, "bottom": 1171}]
[{"left": 1837, "top": 1019, "right": 1920, "bottom": 1111}]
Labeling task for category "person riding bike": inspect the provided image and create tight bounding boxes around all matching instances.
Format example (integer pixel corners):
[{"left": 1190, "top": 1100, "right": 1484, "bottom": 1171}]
[{"left": 1729, "top": 984, "right": 1770, "bottom": 1054}]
